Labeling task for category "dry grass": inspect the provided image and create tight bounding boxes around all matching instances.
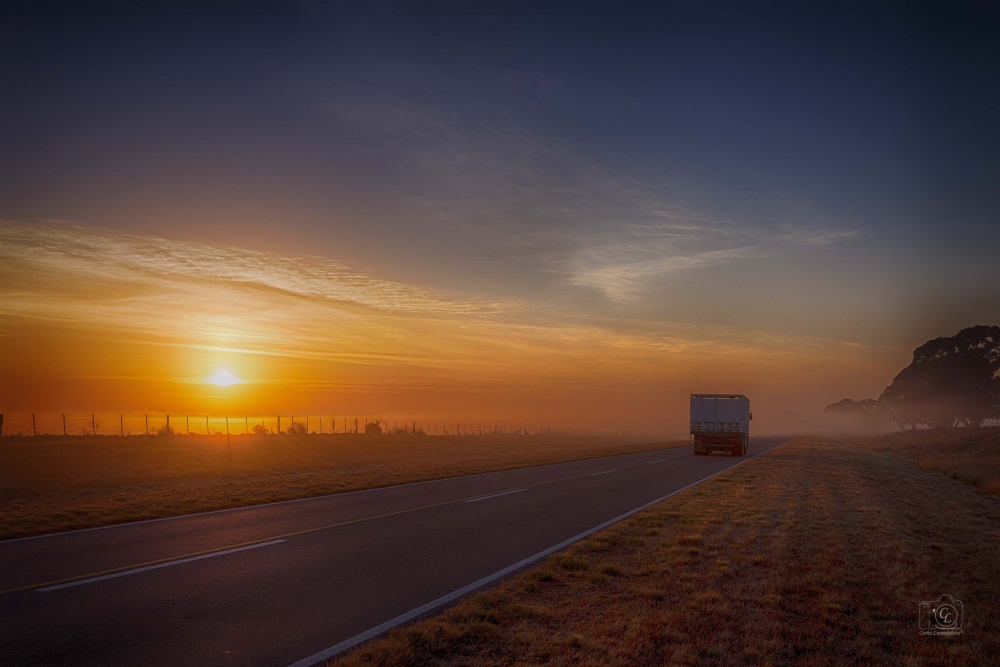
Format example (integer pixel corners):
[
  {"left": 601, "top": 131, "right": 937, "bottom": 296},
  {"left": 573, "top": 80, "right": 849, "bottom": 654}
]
[
  {"left": 335, "top": 436, "right": 1000, "bottom": 667},
  {"left": 0, "top": 434, "right": 682, "bottom": 540},
  {"left": 848, "top": 427, "right": 1000, "bottom": 495}
]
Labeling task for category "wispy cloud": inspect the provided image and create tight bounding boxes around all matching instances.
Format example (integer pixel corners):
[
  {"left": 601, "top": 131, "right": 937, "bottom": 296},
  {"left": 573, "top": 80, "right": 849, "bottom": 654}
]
[
  {"left": 1, "top": 219, "right": 895, "bottom": 428},
  {"left": 318, "top": 87, "right": 861, "bottom": 306},
  {"left": 777, "top": 229, "right": 860, "bottom": 247},
  {"left": 0, "top": 220, "right": 520, "bottom": 372},
  {"left": 565, "top": 221, "right": 859, "bottom": 302},
  {"left": 569, "top": 245, "right": 760, "bottom": 301},
  {"left": 1, "top": 220, "right": 482, "bottom": 315}
]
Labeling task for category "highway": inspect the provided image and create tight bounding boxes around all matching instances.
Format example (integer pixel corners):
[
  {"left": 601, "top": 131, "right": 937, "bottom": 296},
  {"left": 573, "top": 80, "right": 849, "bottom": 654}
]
[{"left": 0, "top": 437, "right": 789, "bottom": 666}]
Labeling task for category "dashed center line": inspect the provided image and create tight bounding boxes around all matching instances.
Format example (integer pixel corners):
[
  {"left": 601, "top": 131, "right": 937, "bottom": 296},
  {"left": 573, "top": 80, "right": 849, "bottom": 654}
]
[
  {"left": 37, "top": 540, "right": 287, "bottom": 592},
  {"left": 465, "top": 489, "right": 528, "bottom": 503},
  {"left": 646, "top": 459, "right": 666, "bottom": 465},
  {"left": 589, "top": 469, "right": 618, "bottom": 476}
]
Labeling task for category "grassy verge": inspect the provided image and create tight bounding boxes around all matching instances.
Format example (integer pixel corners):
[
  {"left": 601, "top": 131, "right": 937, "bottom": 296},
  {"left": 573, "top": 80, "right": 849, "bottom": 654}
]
[
  {"left": 847, "top": 426, "right": 1000, "bottom": 495},
  {"left": 0, "top": 434, "right": 682, "bottom": 540},
  {"left": 336, "top": 436, "right": 1000, "bottom": 667}
]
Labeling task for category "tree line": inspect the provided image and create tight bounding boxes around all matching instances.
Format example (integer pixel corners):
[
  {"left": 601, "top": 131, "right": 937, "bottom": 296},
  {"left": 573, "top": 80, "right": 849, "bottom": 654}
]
[{"left": 826, "top": 325, "right": 1000, "bottom": 429}]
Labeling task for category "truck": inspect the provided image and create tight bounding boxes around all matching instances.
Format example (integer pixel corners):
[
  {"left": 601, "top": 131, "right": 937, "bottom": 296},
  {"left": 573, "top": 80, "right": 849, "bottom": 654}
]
[{"left": 690, "top": 394, "right": 751, "bottom": 456}]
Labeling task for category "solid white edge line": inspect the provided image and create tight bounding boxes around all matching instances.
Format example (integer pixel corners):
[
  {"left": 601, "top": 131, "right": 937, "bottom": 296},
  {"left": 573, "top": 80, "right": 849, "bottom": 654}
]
[
  {"left": 286, "top": 443, "right": 783, "bottom": 667},
  {"left": 37, "top": 539, "right": 287, "bottom": 592},
  {"left": 465, "top": 489, "right": 528, "bottom": 503},
  {"left": 1, "top": 447, "right": 689, "bottom": 544}
]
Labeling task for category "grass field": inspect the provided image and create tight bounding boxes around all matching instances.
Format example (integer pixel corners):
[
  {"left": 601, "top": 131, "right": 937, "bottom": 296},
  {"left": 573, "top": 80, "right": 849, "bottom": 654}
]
[
  {"left": 335, "top": 436, "right": 1000, "bottom": 667},
  {"left": 0, "top": 434, "right": 683, "bottom": 540},
  {"left": 848, "top": 426, "right": 1000, "bottom": 495}
]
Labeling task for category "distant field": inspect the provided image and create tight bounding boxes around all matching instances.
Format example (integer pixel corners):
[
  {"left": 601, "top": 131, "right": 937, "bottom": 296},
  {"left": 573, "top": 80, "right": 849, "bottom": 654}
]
[
  {"left": 336, "top": 436, "right": 1000, "bottom": 667},
  {"left": 0, "top": 434, "right": 683, "bottom": 540},
  {"left": 848, "top": 426, "right": 1000, "bottom": 495}
]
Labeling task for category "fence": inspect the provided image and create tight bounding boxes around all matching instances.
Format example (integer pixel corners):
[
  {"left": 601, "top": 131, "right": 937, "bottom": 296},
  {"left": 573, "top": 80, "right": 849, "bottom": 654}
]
[{"left": 0, "top": 413, "right": 642, "bottom": 438}]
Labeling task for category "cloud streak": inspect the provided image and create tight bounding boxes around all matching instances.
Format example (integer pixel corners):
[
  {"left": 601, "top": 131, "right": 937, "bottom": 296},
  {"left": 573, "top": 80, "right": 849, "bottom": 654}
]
[
  {"left": 318, "top": 87, "right": 861, "bottom": 305},
  {"left": 0, "top": 220, "right": 897, "bottom": 431}
]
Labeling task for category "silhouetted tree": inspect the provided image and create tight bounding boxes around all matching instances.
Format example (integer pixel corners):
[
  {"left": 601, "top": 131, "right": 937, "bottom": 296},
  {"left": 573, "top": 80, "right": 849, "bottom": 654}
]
[
  {"left": 824, "top": 398, "right": 862, "bottom": 415},
  {"left": 879, "top": 325, "right": 1000, "bottom": 429},
  {"left": 824, "top": 397, "right": 888, "bottom": 432}
]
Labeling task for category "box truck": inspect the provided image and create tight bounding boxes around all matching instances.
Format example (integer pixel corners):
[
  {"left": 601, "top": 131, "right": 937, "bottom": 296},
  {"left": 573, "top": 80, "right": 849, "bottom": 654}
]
[{"left": 690, "top": 394, "right": 751, "bottom": 456}]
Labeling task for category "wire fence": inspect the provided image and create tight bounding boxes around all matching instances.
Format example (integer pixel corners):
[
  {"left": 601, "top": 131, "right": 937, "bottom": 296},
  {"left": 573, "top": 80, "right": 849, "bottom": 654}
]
[{"left": 0, "top": 413, "right": 642, "bottom": 438}]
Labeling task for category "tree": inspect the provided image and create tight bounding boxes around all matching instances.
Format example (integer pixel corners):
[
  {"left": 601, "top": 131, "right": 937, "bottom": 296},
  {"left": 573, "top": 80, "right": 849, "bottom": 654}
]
[
  {"left": 879, "top": 325, "right": 1000, "bottom": 428},
  {"left": 824, "top": 397, "right": 887, "bottom": 432},
  {"left": 824, "top": 398, "right": 862, "bottom": 415}
]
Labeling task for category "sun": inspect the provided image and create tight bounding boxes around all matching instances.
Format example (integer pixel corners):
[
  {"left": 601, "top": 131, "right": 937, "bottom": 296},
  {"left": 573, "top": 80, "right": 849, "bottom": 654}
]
[{"left": 207, "top": 370, "right": 241, "bottom": 387}]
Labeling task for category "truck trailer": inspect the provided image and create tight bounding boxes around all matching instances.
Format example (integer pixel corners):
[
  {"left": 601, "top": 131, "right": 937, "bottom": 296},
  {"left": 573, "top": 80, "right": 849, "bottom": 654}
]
[{"left": 690, "top": 394, "right": 751, "bottom": 456}]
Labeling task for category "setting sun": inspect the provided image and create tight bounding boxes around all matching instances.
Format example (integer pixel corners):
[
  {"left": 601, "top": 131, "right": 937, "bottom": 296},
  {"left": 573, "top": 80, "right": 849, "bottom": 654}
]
[{"left": 207, "top": 370, "right": 241, "bottom": 387}]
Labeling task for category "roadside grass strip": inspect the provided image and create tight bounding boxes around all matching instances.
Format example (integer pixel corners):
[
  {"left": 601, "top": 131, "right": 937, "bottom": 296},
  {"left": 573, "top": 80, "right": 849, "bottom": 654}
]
[
  {"left": 334, "top": 436, "right": 1000, "bottom": 667},
  {"left": 849, "top": 426, "right": 1000, "bottom": 496}
]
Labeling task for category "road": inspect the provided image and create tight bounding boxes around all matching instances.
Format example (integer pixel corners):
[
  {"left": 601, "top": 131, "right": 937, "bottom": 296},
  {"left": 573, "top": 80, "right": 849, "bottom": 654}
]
[{"left": 0, "top": 436, "right": 790, "bottom": 666}]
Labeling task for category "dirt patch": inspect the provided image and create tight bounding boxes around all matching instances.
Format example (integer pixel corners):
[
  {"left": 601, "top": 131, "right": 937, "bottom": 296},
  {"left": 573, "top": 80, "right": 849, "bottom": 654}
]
[{"left": 335, "top": 436, "right": 1000, "bottom": 667}]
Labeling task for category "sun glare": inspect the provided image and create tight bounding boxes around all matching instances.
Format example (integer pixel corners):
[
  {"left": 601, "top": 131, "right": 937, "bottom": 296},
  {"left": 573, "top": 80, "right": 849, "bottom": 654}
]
[{"left": 207, "top": 370, "right": 241, "bottom": 387}]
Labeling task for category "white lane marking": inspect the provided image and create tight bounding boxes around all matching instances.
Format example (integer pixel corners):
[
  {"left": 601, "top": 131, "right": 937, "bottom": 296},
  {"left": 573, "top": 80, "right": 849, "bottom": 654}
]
[
  {"left": 646, "top": 459, "right": 666, "bottom": 465},
  {"left": 1, "top": 447, "right": 692, "bottom": 544},
  {"left": 465, "top": 489, "right": 528, "bottom": 503},
  {"left": 286, "top": 443, "right": 785, "bottom": 667},
  {"left": 589, "top": 469, "right": 617, "bottom": 476},
  {"left": 37, "top": 540, "right": 286, "bottom": 592}
]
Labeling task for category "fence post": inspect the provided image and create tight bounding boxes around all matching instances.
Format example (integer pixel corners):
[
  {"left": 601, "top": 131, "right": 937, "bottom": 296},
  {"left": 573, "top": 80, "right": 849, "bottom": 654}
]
[
  {"left": 245, "top": 416, "right": 248, "bottom": 434},
  {"left": 166, "top": 415, "right": 170, "bottom": 432},
  {"left": 206, "top": 415, "right": 209, "bottom": 434},
  {"left": 277, "top": 416, "right": 281, "bottom": 433},
  {"left": 64, "top": 414, "right": 67, "bottom": 436},
  {"left": 226, "top": 416, "right": 229, "bottom": 437},
  {"left": 186, "top": 415, "right": 189, "bottom": 435},
  {"left": 92, "top": 414, "right": 96, "bottom": 436},
  {"left": 120, "top": 415, "right": 123, "bottom": 436},
  {"left": 319, "top": 417, "right": 322, "bottom": 434},
  {"left": 32, "top": 414, "right": 36, "bottom": 436}
]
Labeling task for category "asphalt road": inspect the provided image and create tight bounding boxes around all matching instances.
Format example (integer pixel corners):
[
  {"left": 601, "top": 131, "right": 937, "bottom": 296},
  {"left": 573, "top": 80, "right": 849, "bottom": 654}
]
[{"left": 0, "top": 436, "right": 790, "bottom": 667}]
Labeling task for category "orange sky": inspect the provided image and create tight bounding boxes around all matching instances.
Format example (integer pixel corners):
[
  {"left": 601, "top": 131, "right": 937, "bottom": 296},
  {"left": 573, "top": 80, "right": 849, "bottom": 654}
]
[{"left": 0, "top": 221, "right": 908, "bottom": 436}]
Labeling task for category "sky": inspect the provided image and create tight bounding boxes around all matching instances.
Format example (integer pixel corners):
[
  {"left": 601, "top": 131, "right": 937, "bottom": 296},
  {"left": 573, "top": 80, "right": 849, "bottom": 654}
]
[{"left": 1, "top": 1, "right": 998, "bottom": 435}]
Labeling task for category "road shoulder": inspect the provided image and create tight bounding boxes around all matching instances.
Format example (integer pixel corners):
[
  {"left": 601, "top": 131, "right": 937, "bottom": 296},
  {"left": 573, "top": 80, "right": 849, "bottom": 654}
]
[{"left": 333, "top": 436, "right": 1000, "bottom": 666}]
